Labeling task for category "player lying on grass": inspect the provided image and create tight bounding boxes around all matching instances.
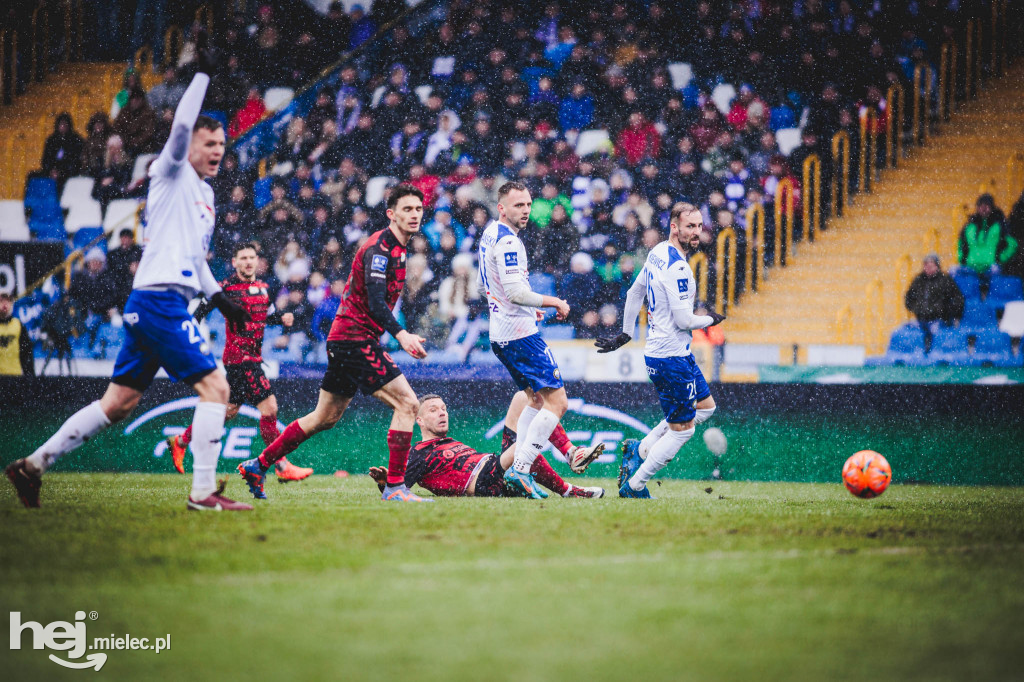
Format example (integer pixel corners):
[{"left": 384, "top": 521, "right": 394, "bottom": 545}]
[
  {"left": 501, "top": 390, "right": 604, "bottom": 474},
  {"left": 369, "top": 394, "right": 604, "bottom": 498},
  {"left": 163, "top": 242, "right": 312, "bottom": 482}
]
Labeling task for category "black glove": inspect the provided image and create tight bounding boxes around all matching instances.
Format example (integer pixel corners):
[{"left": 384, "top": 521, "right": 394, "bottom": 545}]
[
  {"left": 196, "top": 33, "right": 220, "bottom": 75},
  {"left": 706, "top": 311, "right": 726, "bottom": 327},
  {"left": 595, "top": 332, "right": 632, "bottom": 354},
  {"left": 210, "top": 291, "right": 250, "bottom": 331}
]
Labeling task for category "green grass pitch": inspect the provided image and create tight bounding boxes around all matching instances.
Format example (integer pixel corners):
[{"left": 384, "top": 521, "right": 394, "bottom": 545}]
[{"left": 2, "top": 474, "right": 1023, "bottom": 681}]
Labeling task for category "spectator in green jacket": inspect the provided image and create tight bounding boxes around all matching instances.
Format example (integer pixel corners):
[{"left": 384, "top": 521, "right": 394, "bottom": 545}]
[
  {"left": 958, "top": 194, "right": 1018, "bottom": 278},
  {"left": 904, "top": 254, "right": 964, "bottom": 353},
  {"left": 529, "top": 180, "right": 573, "bottom": 229}
]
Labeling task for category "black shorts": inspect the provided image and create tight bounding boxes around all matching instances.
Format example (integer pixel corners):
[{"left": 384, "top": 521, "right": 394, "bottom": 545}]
[
  {"left": 225, "top": 362, "right": 274, "bottom": 406},
  {"left": 473, "top": 455, "right": 509, "bottom": 498},
  {"left": 322, "top": 340, "right": 403, "bottom": 398}
]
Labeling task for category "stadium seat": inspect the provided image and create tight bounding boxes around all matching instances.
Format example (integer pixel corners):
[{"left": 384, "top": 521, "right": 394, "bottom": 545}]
[
  {"left": 253, "top": 176, "right": 274, "bottom": 210},
  {"left": 929, "top": 327, "right": 970, "bottom": 365},
  {"left": 884, "top": 324, "right": 929, "bottom": 365},
  {"left": 64, "top": 191, "right": 104, "bottom": 234},
  {"left": 0, "top": 200, "right": 30, "bottom": 241},
  {"left": 769, "top": 105, "right": 797, "bottom": 130},
  {"left": 365, "top": 176, "right": 397, "bottom": 208},
  {"left": 29, "top": 216, "right": 66, "bottom": 241},
  {"left": 103, "top": 199, "right": 141, "bottom": 235},
  {"left": 776, "top": 128, "right": 803, "bottom": 156},
  {"left": 24, "top": 177, "right": 61, "bottom": 220},
  {"left": 961, "top": 299, "right": 998, "bottom": 332},
  {"left": 71, "top": 227, "right": 106, "bottom": 253},
  {"left": 711, "top": 83, "right": 736, "bottom": 115},
  {"left": 972, "top": 329, "right": 1016, "bottom": 366},
  {"left": 263, "top": 87, "right": 295, "bottom": 113},
  {"left": 574, "top": 129, "right": 612, "bottom": 157},
  {"left": 998, "top": 301, "right": 1024, "bottom": 338},
  {"left": 667, "top": 62, "right": 694, "bottom": 91},
  {"left": 132, "top": 153, "right": 158, "bottom": 181},
  {"left": 986, "top": 275, "right": 1023, "bottom": 310},
  {"left": 953, "top": 269, "right": 981, "bottom": 300}
]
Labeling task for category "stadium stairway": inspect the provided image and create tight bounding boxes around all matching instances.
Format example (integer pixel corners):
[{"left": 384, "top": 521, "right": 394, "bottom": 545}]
[
  {"left": 0, "top": 62, "right": 126, "bottom": 199},
  {"left": 724, "top": 63, "right": 1024, "bottom": 360}
]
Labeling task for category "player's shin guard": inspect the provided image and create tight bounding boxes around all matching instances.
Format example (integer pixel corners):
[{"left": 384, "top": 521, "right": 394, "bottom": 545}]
[
  {"left": 638, "top": 420, "right": 670, "bottom": 460},
  {"left": 385, "top": 429, "right": 412, "bottom": 486},
  {"left": 259, "top": 415, "right": 280, "bottom": 444},
  {"left": 26, "top": 400, "right": 111, "bottom": 473},
  {"left": 630, "top": 427, "right": 694, "bottom": 491},
  {"left": 515, "top": 406, "right": 539, "bottom": 447},
  {"left": 694, "top": 407, "right": 716, "bottom": 424},
  {"left": 189, "top": 401, "right": 227, "bottom": 500},
  {"left": 258, "top": 421, "right": 308, "bottom": 469},
  {"left": 530, "top": 454, "right": 569, "bottom": 496},
  {"left": 512, "top": 408, "right": 560, "bottom": 474}
]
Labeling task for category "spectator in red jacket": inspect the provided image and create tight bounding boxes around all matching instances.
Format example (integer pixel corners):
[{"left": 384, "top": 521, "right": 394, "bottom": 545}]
[
  {"left": 229, "top": 86, "right": 267, "bottom": 138},
  {"left": 615, "top": 111, "right": 661, "bottom": 167}
]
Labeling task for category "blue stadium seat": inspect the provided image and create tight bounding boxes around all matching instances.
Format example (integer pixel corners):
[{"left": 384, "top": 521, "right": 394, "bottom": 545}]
[
  {"left": 71, "top": 227, "right": 106, "bottom": 253},
  {"left": 29, "top": 216, "right": 66, "bottom": 241},
  {"left": 953, "top": 270, "right": 981, "bottom": 300},
  {"left": 972, "top": 329, "right": 1017, "bottom": 366},
  {"left": 884, "top": 324, "right": 929, "bottom": 365},
  {"left": 253, "top": 176, "right": 273, "bottom": 210},
  {"left": 25, "top": 177, "right": 62, "bottom": 222},
  {"left": 986, "top": 275, "right": 1023, "bottom": 310},
  {"left": 541, "top": 324, "right": 575, "bottom": 341},
  {"left": 929, "top": 327, "right": 970, "bottom": 365},
  {"left": 961, "top": 299, "right": 997, "bottom": 333}
]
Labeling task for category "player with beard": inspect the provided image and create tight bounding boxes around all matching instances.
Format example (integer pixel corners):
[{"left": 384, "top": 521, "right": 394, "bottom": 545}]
[
  {"left": 368, "top": 394, "right": 604, "bottom": 498},
  {"left": 595, "top": 202, "right": 725, "bottom": 498},
  {"left": 163, "top": 242, "right": 312, "bottom": 482},
  {"left": 237, "top": 184, "right": 433, "bottom": 502}
]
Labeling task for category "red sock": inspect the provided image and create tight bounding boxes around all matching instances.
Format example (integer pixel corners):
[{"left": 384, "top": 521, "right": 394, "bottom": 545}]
[
  {"left": 180, "top": 425, "right": 193, "bottom": 445},
  {"left": 259, "top": 415, "right": 280, "bottom": 446},
  {"left": 386, "top": 429, "right": 412, "bottom": 486},
  {"left": 531, "top": 454, "right": 569, "bottom": 496},
  {"left": 258, "top": 421, "right": 308, "bottom": 469},
  {"left": 548, "top": 424, "right": 573, "bottom": 456}
]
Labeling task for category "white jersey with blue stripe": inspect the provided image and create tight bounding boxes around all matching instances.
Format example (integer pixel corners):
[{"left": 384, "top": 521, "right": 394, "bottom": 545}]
[
  {"left": 638, "top": 240, "right": 698, "bottom": 358},
  {"left": 478, "top": 220, "right": 538, "bottom": 343},
  {"left": 132, "top": 73, "right": 221, "bottom": 299}
]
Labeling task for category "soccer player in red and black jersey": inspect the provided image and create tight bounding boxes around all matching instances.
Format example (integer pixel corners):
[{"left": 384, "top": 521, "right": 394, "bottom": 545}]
[
  {"left": 238, "top": 184, "right": 432, "bottom": 502},
  {"left": 162, "top": 243, "right": 312, "bottom": 482},
  {"left": 369, "top": 395, "right": 604, "bottom": 498}
]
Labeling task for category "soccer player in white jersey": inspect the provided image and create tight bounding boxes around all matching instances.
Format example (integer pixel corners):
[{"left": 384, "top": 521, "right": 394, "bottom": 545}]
[
  {"left": 5, "top": 63, "right": 253, "bottom": 511},
  {"left": 595, "top": 202, "right": 725, "bottom": 498},
  {"left": 478, "top": 181, "right": 594, "bottom": 499}
]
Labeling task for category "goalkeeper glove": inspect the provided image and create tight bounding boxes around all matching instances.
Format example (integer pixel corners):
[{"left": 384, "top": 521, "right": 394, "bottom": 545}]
[
  {"left": 706, "top": 311, "right": 726, "bottom": 327},
  {"left": 595, "top": 332, "right": 632, "bottom": 354}
]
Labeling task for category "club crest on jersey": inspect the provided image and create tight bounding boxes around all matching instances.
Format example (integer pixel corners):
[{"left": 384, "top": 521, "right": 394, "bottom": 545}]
[
  {"left": 371, "top": 255, "right": 388, "bottom": 273},
  {"left": 504, "top": 252, "right": 519, "bottom": 267},
  {"left": 553, "top": 368, "right": 561, "bottom": 379},
  {"left": 248, "top": 285, "right": 260, "bottom": 295},
  {"left": 677, "top": 279, "right": 688, "bottom": 293}
]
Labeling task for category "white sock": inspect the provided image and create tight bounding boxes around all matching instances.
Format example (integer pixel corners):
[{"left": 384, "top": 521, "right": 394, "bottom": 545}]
[
  {"left": 639, "top": 420, "right": 670, "bottom": 460},
  {"left": 630, "top": 427, "right": 694, "bottom": 490},
  {"left": 515, "top": 406, "right": 539, "bottom": 448},
  {"left": 189, "top": 402, "right": 226, "bottom": 500},
  {"left": 513, "top": 408, "right": 559, "bottom": 473},
  {"left": 694, "top": 407, "right": 716, "bottom": 424},
  {"left": 27, "top": 401, "right": 111, "bottom": 473}
]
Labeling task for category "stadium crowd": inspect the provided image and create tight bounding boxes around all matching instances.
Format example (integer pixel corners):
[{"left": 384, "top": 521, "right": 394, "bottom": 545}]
[{"left": 24, "top": 0, "right": 997, "bottom": 363}]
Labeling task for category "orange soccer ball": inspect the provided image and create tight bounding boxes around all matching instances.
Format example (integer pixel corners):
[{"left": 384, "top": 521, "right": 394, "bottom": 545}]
[{"left": 842, "top": 450, "right": 892, "bottom": 498}]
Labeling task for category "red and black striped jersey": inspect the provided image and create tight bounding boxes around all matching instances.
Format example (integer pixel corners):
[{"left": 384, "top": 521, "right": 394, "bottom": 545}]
[
  {"left": 195, "top": 274, "right": 278, "bottom": 364},
  {"left": 327, "top": 227, "right": 407, "bottom": 342},
  {"left": 406, "top": 437, "right": 490, "bottom": 497}
]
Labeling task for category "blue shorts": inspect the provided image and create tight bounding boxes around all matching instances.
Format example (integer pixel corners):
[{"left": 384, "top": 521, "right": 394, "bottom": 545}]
[
  {"left": 112, "top": 289, "right": 218, "bottom": 391},
  {"left": 492, "top": 333, "right": 564, "bottom": 392},
  {"left": 645, "top": 354, "right": 711, "bottom": 423}
]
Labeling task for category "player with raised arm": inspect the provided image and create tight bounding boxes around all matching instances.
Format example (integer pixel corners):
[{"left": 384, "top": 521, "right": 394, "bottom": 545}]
[
  {"left": 478, "top": 181, "right": 576, "bottom": 499},
  {"left": 237, "top": 184, "right": 432, "bottom": 502},
  {"left": 368, "top": 395, "right": 604, "bottom": 498},
  {"left": 594, "top": 202, "right": 725, "bottom": 498},
  {"left": 6, "top": 63, "right": 254, "bottom": 510},
  {"left": 164, "top": 242, "right": 312, "bottom": 482}
]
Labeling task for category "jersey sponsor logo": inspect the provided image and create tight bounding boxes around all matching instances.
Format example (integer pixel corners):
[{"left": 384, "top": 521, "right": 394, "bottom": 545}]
[
  {"left": 505, "top": 268, "right": 519, "bottom": 275},
  {"left": 371, "top": 254, "right": 388, "bottom": 273},
  {"left": 504, "top": 252, "right": 519, "bottom": 267},
  {"left": 677, "top": 279, "right": 689, "bottom": 293}
]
